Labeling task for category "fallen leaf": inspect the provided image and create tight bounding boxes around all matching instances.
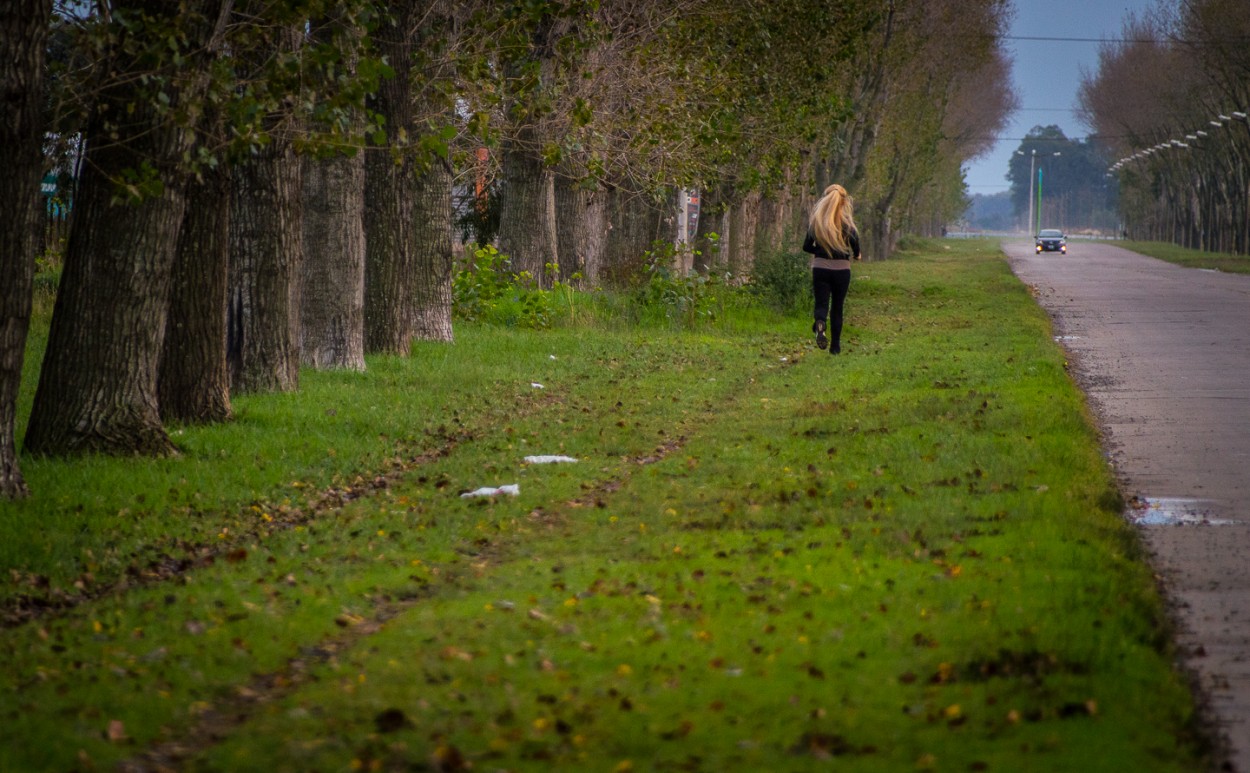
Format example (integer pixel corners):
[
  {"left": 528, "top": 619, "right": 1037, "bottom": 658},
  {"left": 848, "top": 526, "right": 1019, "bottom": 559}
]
[
  {"left": 106, "top": 720, "right": 127, "bottom": 743},
  {"left": 431, "top": 744, "right": 467, "bottom": 771},
  {"left": 372, "top": 705, "right": 407, "bottom": 730}
]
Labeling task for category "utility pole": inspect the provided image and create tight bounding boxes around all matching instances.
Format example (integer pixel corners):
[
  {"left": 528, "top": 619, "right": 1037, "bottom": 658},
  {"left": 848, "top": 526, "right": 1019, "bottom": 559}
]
[
  {"left": 1029, "top": 151, "right": 1036, "bottom": 235},
  {"left": 1039, "top": 151, "right": 1060, "bottom": 232},
  {"left": 1020, "top": 148, "right": 1060, "bottom": 233},
  {"left": 1017, "top": 149, "right": 1036, "bottom": 234}
]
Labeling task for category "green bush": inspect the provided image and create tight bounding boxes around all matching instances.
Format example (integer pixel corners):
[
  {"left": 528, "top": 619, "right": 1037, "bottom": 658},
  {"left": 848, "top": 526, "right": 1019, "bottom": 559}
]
[
  {"left": 452, "top": 243, "right": 512, "bottom": 322},
  {"left": 452, "top": 245, "right": 576, "bottom": 329},
  {"left": 748, "top": 249, "right": 809, "bottom": 313},
  {"left": 629, "top": 242, "right": 744, "bottom": 328}
]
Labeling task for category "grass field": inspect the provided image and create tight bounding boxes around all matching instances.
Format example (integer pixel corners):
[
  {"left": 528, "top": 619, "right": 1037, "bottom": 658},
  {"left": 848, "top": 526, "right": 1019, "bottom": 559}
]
[
  {"left": 0, "top": 240, "right": 1209, "bottom": 771},
  {"left": 1118, "top": 240, "right": 1250, "bottom": 274}
]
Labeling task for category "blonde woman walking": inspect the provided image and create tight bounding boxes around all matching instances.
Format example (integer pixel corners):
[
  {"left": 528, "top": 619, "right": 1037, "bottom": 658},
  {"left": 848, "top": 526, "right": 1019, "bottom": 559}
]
[{"left": 802, "top": 184, "right": 861, "bottom": 354}]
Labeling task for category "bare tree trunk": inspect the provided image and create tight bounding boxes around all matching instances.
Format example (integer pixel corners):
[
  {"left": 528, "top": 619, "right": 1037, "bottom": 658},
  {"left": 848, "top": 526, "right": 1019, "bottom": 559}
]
[
  {"left": 227, "top": 16, "right": 302, "bottom": 393},
  {"left": 301, "top": 151, "right": 367, "bottom": 368},
  {"left": 554, "top": 170, "right": 604, "bottom": 286},
  {"left": 580, "top": 188, "right": 608, "bottom": 284},
  {"left": 728, "top": 190, "right": 761, "bottom": 277},
  {"left": 301, "top": 11, "right": 367, "bottom": 369},
  {"left": 757, "top": 166, "right": 804, "bottom": 255},
  {"left": 0, "top": 0, "right": 49, "bottom": 495},
  {"left": 228, "top": 143, "right": 302, "bottom": 394},
  {"left": 26, "top": 157, "right": 185, "bottom": 456},
  {"left": 160, "top": 166, "right": 232, "bottom": 423},
  {"left": 497, "top": 132, "right": 558, "bottom": 287},
  {"left": 364, "top": 153, "right": 415, "bottom": 354},
  {"left": 756, "top": 192, "right": 782, "bottom": 258},
  {"left": 26, "top": 1, "right": 230, "bottom": 458},
  {"left": 409, "top": 1, "right": 456, "bottom": 344},
  {"left": 411, "top": 159, "right": 455, "bottom": 341},
  {"left": 600, "top": 187, "right": 648, "bottom": 285},
  {"left": 495, "top": 11, "right": 570, "bottom": 289},
  {"left": 364, "top": 2, "right": 417, "bottom": 355}
]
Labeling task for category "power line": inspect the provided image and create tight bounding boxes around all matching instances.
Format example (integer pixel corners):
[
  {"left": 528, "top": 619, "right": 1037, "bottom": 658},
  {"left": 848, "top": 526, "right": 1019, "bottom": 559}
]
[
  {"left": 1003, "top": 34, "right": 1250, "bottom": 45},
  {"left": 1003, "top": 35, "right": 1158, "bottom": 44}
]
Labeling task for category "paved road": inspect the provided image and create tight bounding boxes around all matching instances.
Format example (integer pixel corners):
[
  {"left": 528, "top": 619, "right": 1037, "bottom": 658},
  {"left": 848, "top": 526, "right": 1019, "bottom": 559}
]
[{"left": 1005, "top": 239, "right": 1250, "bottom": 771}]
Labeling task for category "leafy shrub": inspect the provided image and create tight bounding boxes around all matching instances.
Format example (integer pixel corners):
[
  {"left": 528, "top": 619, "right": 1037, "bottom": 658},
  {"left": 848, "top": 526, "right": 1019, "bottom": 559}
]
[
  {"left": 747, "top": 250, "right": 809, "bottom": 313},
  {"left": 452, "top": 245, "right": 574, "bottom": 329},
  {"left": 629, "top": 241, "right": 741, "bottom": 328},
  {"left": 452, "top": 244, "right": 513, "bottom": 322}
]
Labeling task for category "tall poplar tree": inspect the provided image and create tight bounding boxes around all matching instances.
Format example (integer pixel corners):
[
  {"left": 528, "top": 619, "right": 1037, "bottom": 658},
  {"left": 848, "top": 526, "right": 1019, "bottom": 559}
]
[
  {"left": 227, "top": 13, "right": 303, "bottom": 394},
  {"left": 25, "top": 1, "right": 233, "bottom": 458},
  {"left": 0, "top": 0, "right": 52, "bottom": 495}
]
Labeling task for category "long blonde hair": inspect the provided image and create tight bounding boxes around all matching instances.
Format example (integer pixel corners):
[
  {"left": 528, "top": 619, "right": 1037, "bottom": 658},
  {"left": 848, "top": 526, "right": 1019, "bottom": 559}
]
[{"left": 809, "top": 184, "right": 856, "bottom": 255}]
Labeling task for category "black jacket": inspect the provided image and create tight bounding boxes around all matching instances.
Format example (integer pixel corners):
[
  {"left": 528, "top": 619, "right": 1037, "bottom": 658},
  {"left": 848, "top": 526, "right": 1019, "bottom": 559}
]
[{"left": 803, "top": 227, "right": 861, "bottom": 261}]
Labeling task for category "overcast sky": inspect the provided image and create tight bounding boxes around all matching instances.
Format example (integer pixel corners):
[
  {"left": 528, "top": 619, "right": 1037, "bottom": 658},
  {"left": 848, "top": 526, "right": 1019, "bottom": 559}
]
[{"left": 962, "top": 0, "right": 1162, "bottom": 196}]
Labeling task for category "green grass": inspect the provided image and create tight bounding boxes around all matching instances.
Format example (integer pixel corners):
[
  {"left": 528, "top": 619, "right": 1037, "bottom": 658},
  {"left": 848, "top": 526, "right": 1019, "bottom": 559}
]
[
  {"left": 1120, "top": 239, "right": 1250, "bottom": 273},
  {"left": 0, "top": 240, "right": 1208, "bottom": 771}
]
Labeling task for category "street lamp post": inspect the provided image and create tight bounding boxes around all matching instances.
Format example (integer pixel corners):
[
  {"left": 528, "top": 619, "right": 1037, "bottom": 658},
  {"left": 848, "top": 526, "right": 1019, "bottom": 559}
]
[
  {"left": 1017, "top": 149, "right": 1035, "bottom": 234},
  {"left": 1016, "top": 149, "right": 1062, "bottom": 234},
  {"left": 1035, "top": 151, "right": 1061, "bottom": 233}
]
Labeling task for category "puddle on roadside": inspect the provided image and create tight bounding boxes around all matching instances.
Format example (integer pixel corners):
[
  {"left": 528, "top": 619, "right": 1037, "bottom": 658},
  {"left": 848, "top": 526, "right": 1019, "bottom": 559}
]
[{"left": 1126, "top": 496, "right": 1239, "bottom": 526}]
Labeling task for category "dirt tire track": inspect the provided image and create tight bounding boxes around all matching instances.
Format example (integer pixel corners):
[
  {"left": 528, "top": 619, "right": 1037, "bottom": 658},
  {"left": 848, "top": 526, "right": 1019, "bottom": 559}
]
[
  {"left": 112, "top": 347, "right": 796, "bottom": 770},
  {"left": 113, "top": 435, "right": 700, "bottom": 772},
  {"left": 3, "top": 383, "right": 590, "bottom": 629}
]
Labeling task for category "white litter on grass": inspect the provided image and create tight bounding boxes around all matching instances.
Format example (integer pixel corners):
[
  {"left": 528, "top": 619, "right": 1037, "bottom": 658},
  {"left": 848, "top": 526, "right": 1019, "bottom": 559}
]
[
  {"left": 531, "top": 382, "right": 545, "bottom": 389},
  {"left": 460, "top": 484, "right": 520, "bottom": 499},
  {"left": 524, "top": 455, "right": 579, "bottom": 464},
  {"left": 549, "top": 355, "right": 557, "bottom": 360}
]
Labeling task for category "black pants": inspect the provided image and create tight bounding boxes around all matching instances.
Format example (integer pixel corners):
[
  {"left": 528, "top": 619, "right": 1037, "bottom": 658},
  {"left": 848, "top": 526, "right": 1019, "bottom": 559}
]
[{"left": 812, "top": 267, "right": 851, "bottom": 346}]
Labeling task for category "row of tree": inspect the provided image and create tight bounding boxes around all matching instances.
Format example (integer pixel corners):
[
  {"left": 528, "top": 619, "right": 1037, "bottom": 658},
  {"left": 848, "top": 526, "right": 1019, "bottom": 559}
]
[
  {"left": 0, "top": 0, "right": 1014, "bottom": 499},
  {"left": 1079, "top": 0, "right": 1250, "bottom": 251}
]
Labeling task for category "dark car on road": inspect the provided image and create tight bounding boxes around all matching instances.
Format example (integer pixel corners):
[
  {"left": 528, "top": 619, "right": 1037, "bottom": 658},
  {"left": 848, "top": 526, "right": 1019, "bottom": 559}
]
[{"left": 1035, "top": 229, "right": 1067, "bottom": 254}]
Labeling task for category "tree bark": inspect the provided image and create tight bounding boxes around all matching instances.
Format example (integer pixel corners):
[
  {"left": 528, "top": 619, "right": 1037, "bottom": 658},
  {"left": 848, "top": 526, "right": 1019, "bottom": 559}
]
[
  {"left": 728, "top": 190, "right": 761, "bottom": 277},
  {"left": 497, "top": 131, "right": 559, "bottom": 287},
  {"left": 227, "top": 16, "right": 302, "bottom": 393},
  {"left": 555, "top": 171, "right": 606, "bottom": 286},
  {"left": 409, "top": 1, "right": 456, "bottom": 344},
  {"left": 410, "top": 160, "right": 455, "bottom": 342},
  {"left": 364, "top": 2, "right": 417, "bottom": 355},
  {"left": 302, "top": 151, "right": 367, "bottom": 368},
  {"left": 25, "top": 1, "right": 230, "bottom": 458},
  {"left": 160, "top": 165, "right": 232, "bottom": 423},
  {"left": 300, "top": 11, "right": 368, "bottom": 368},
  {"left": 599, "top": 187, "right": 669, "bottom": 286},
  {"left": 495, "top": 10, "right": 568, "bottom": 289},
  {"left": 26, "top": 138, "right": 188, "bottom": 457},
  {"left": 599, "top": 187, "right": 640, "bottom": 286},
  {"left": 228, "top": 142, "right": 302, "bottom": 394},
  {"left": 0, "top": 0, "right": 50, "bottom": 495}
]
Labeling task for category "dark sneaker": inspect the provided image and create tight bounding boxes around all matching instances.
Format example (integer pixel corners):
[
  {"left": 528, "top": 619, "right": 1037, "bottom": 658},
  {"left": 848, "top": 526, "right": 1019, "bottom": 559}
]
[
  {"left": 814, "top": 321, "right": 827, "bottom": 350},
  {"left": 830, "top": 343, "right": 841, "bottom": 355}
]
